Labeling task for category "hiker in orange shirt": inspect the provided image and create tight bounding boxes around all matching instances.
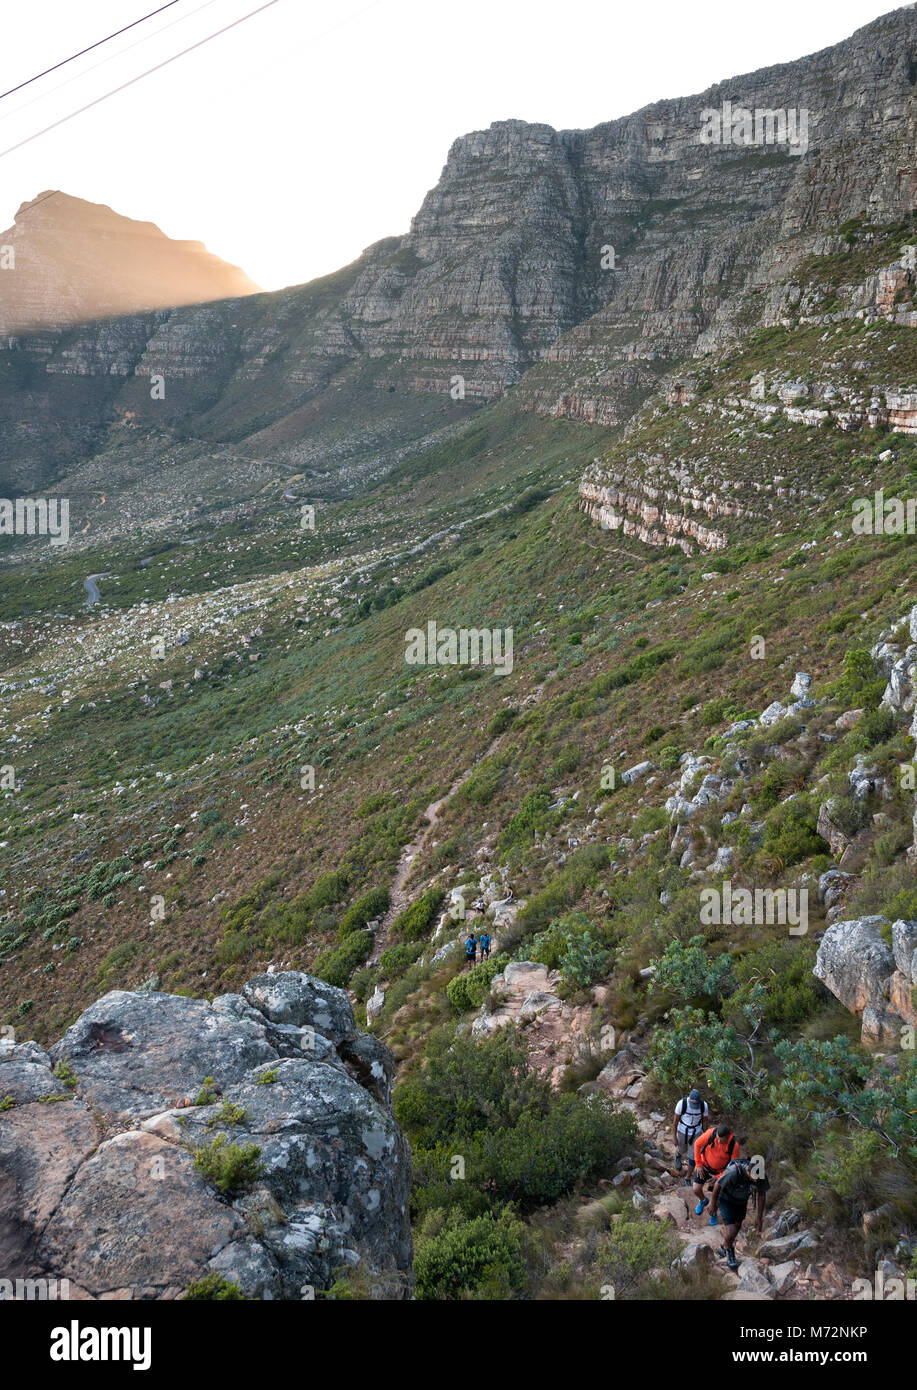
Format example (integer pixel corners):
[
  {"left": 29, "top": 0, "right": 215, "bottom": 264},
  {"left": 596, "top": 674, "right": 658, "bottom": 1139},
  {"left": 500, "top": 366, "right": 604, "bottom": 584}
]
[{"left": 691, "top": 1123, "right": 740, "bottom": 1224}]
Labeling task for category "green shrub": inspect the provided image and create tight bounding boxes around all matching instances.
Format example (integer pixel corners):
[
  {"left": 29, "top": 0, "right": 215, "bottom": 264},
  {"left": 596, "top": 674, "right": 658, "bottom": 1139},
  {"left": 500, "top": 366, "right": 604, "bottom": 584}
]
[
  {"left": 339, "top": 886, "right": 390, "bottom": 937},
  {"left": 460, "top": 764, "right": 500, "bottom": 806},
  {"left": 470, "top": 1095, "right": 636, "bottom": 1208},
  {"left": 306, "top": 870, "right": 350, "bottom": 909},
  {"left": 597, "top": 1208, "right": 676, "bottom": 1299},
  {"left": 183, "top": 1273, "right": 252, "bottom": 1300},
  {"left": 396, "top": 1028, "right": 637, "bottom": 1218},
  {"left": 394, "top": 888, "right": 445, "bottom": 942},
  {"left": 446, "top": 955, "right": 507, "bottom": 1013},
  {"left": 487, "top": 708, "right": 517, "bottom": 738},
  {"left": 394, "top": 1029, "right": 555, "bottom": 1149},
  {"left": 192, "top": 1134, "right": 263, "bottom": 1194},
  {"left": 379, "top": 941, "right": 424, "bottom": 976},
  {"left": 731, "top": 938, "right": 821, "bottom": 1028},
  {"left": 415, "top": 1208, "right": 528, "bottom": 1300},
  {"left": 531, "top": 911, "right": 609, "bottom": 986},
  {"left": 499, "top": 790, "right": 554, "bottom": 850},
  {"left": 831, "top": 648, "right": 886, "bottom": 711},
  {"left": 53, "top": 1060, "right": 78, "bottom": 1090},
  {"left": 559, "top": 930, "right": 610, "bottom": 988},
  {"left": 846, "top": 706, "right": 897, "bottom": 751},
  {"left": 313, "top": 929, "right": 372, "bottom": 987},
  {"left": 759, "top": 797, "right": 825, "bottom": 869},
  {"left": 97, "top": 938, "right": 143, "bottom": 983}
]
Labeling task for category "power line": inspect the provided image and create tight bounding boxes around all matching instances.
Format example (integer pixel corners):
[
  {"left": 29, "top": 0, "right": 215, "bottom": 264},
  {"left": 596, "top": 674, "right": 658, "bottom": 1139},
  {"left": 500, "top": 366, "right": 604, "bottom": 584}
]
[
  {"left": 0, "top": 0, "right": 223, "bottom": 127},
  {"left": 0, "top": 1, "right": 184, "bottom": 102},
  {"left": 0, "top": 0, "right": 281, "bottom": 162}
]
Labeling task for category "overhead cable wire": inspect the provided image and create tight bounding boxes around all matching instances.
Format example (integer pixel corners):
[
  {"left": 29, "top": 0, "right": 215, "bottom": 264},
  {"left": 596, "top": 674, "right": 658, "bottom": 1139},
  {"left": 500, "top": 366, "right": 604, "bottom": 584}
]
[{"left": 0, "top": 1, "right": 184, "bottom": 102}]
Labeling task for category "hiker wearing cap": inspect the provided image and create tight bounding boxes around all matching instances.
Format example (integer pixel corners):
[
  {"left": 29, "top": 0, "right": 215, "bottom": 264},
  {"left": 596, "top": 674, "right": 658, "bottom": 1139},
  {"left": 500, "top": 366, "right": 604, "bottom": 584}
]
[
  {"left": 673, "top": 1089, "right": 710, "bottom": 1174},
  {"left": 692, "top": 1123, "right": 740, "bottom": 1223},
  {"left": 709, "top": 1150, "right": 769, "bottom": 1271}
]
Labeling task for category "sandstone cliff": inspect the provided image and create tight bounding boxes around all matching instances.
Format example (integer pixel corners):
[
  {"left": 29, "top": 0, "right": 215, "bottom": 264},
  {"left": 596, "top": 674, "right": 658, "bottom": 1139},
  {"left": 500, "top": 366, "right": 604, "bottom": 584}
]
[{"left": 4, "top": 6, "right": 917, "bottom": 505}]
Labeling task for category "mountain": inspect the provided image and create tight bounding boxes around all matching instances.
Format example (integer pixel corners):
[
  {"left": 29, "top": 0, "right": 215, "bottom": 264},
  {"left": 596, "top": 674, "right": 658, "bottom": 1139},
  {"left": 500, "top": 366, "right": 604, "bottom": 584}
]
[
  {"left": 2, "top": 5, "right": 916, "bottom": 516},
  {"left": 0, "top": 191, "right": 261, "bottom": 335},
  {"left": 1, "top": 6, "right": 916, "bottom": 1309}
]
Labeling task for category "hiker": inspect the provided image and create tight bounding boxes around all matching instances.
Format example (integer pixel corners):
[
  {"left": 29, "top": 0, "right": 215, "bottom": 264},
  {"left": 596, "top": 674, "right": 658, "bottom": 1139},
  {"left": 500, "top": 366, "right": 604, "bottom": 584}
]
[
  {"left": 472, "top": 897, "right": 486, "bottom": 914},
  {"left": 708, "top": 1150, "right": 769, "bottom": 1271},
  {"left": 464, "top": 933, "right": 478, "bottom": 968},
  {"left": 692, "top": 1123, "right": 739, "bottom": 1222},
  {"left": 673, "top": 1088, "right": 710, "bottom": 1175},
  {"left": 479, "top": 931, "right": 492, "bottom": 960}
]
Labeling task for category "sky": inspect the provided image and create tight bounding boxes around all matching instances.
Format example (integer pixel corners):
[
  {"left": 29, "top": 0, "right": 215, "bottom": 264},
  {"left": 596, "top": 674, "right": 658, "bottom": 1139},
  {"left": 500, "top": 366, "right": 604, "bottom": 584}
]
[{"left": 0, "top": 0, "right": 901, "bottom": 291}]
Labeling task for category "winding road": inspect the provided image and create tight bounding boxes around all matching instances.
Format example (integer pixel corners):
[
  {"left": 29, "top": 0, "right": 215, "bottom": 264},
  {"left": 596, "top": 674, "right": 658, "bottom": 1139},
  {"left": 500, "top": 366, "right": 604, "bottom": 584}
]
[{"left": 83, "top": 573, "right": 109, "bottom": 608}]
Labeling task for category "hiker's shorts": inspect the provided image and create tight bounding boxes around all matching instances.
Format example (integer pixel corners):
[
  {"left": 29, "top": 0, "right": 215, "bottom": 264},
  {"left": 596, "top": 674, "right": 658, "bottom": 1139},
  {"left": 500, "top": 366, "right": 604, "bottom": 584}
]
[
  {"left": 693, "top": 1164, "right": 717, "bottom": 1184},
  {"left": 677, "top": 1130, "right": 701, "bottom": 1156},
  {"left": 718, "top": 1197, "right": 748, "bottom": 1226}
]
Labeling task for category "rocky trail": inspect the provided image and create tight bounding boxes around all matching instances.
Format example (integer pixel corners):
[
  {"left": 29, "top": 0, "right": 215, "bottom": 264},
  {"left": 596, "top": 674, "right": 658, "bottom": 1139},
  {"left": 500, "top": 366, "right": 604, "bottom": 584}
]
[
  {"left": 592, "top": 1044, "right": 847, "bottom": 1301},
  {"left": 423, "top": 914, "right": 865, "bottom": 1300}
]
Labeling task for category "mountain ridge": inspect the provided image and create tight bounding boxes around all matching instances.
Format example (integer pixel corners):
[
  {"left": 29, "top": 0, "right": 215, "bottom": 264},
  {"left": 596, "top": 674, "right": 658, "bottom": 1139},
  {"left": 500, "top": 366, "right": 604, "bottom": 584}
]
[{"left": 0, "top": 189, "right": 261, "bottom": 336}]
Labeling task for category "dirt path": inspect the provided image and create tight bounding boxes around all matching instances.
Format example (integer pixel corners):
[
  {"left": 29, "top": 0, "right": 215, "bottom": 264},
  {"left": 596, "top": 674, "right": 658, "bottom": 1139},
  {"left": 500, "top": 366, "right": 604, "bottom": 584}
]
[
  {"left": 369, "top": 775, "right": 466, "bottom": 965},
  {"left": 370, "top": 682, "right": 546, "bottom": 966}
]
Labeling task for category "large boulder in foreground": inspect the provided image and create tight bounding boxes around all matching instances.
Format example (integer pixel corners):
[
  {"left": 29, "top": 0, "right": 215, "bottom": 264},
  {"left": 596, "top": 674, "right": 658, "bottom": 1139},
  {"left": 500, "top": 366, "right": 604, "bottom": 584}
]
[
  {"left": 0, "top": 973, "right": 411, "bottom": 1300},
  {"left": 814, "top": 918, "right": 917, "bottom": 1045}
]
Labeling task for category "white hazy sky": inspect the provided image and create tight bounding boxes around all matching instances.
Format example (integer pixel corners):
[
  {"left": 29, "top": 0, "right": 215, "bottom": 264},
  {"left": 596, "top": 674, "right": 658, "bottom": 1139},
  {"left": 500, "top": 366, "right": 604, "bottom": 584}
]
[{"left": 0, "top": 0, "right": 900, "bottom": 290}]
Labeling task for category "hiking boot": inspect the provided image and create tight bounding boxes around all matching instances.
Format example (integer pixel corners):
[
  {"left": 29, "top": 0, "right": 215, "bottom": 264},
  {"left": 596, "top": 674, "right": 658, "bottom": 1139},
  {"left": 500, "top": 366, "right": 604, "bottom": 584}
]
[
  {"left": 715, "top": 1245, "right": 728, "bottom": 1259},
  {"left": 726, "top": 1249, "right": 739, "bottom": 1271},
  {"left": 708, "top": 1212, "right": 718, "bottom": 1226},
  {"left": 683, "top": 1175, "right": 693, "bottom": 1188},
  {"left": 695, "top": 1197, "right": 709, "bottom": 1215}
]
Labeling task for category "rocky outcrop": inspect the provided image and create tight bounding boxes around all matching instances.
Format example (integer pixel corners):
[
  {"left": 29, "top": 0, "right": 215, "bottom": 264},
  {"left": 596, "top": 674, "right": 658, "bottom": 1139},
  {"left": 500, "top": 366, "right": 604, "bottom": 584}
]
[
  {"left": 578, "top": 464, "right": 733, "bottom": 555},
  {"left": 814, "top": 917, "right": 917, "bottom": 1045},
  {"left": 0, "top": 973, "right": 412, "bottom": 1299}
]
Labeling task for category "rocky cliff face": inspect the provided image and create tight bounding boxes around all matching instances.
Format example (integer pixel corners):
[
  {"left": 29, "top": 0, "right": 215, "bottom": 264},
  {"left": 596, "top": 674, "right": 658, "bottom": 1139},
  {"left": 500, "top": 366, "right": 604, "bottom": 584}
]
[
  {"left": 0, "top": 191, "right": 261, "bottom": 334},
  {"left": 3, "top": 6, "right": 916, "bottom": 505},
  {"left": 0, "top": 972, "right": 412, "bottom": 1299}
]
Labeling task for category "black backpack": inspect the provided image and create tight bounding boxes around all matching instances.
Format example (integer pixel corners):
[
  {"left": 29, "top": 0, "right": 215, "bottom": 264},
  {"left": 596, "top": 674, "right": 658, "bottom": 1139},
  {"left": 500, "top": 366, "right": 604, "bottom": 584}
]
[
  {"left": 720, "top": 1158, "right": 752, "bottom": 1203},
  {"left": 699, "top": 1129, "right": 737, "bottom": 1164}
]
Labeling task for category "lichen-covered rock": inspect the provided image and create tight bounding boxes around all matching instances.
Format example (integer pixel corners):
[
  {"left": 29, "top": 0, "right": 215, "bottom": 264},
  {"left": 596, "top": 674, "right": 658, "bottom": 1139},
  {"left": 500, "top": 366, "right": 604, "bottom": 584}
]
[
  {"left": 814, "top": 917, "right": 917, "bottom": 1045},
  {"left": 0, "top": 974, "right": 411, "bottom": 1300},
  {"left": 242, "top": 972, "right": 357, "bottom": 1046},
  {"left": 816, "top": 798, "right": 850, "bottom": 857}
]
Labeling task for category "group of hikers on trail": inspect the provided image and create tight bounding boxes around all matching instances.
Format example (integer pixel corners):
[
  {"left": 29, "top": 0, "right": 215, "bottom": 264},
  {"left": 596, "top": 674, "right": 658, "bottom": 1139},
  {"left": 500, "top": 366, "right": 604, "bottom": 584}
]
[
  {"left": 672, "top": 1088, "right": 769, "bottom": 1271},
  {"left": 464, "top": 930, "right": 492, "bottom": 967}
]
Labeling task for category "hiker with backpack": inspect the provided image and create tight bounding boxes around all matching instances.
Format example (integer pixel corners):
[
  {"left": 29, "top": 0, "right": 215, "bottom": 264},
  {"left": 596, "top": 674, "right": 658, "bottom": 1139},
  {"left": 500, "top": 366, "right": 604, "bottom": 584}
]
[
  {"left": 708, "top": 1151, "right": 769, "bottom": 1271},
  {"left": 692, "top": 1123, "right": 740, "bottom": 1222},
  {"left": 673, "top": 1088, "right": 710, "bottom": 1174},
  {"left": 479, "top": 931, "right": 492, "bottom": 960},
  {"left": 464, "top": 933, "right": 478, "bottom": 969}
]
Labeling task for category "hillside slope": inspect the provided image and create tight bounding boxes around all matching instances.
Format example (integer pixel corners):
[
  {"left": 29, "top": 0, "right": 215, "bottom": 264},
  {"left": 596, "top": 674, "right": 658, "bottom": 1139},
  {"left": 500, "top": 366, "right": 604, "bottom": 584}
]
[{"left": 1, "top": 6, "right": 917, "bottom": 1305}]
